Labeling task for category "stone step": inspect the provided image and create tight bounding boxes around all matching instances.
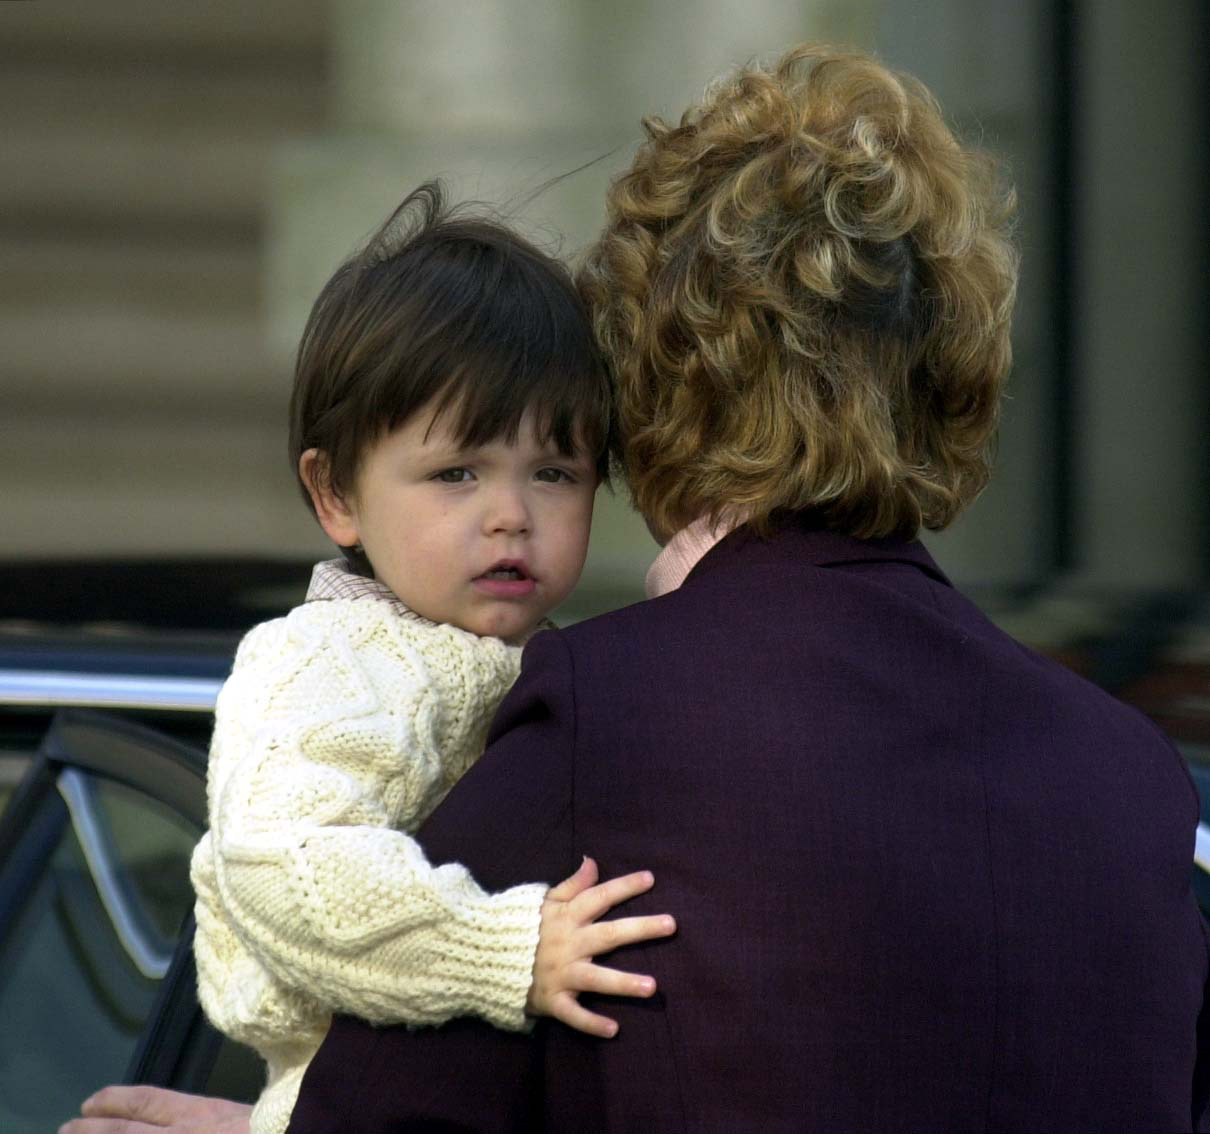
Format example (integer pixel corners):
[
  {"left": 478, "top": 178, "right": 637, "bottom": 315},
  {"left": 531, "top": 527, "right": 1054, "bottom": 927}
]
[
  {"left": 0, "top": 303, "right": 284, "bottom": 412},
  {"left": 0, "top": 232, "right": 259, "bottom": 312},
  {"left": 0, "top": 0, "right": 325, "bottom": 58},
  {"left": 5, "top": 409, "right": 321, "bottom": 558},
  {"left": 3, "top": 122, "right": 297, "bottom": 234},
  {"left": 0, "top": 58, "right": 325, "bottom": 142}
]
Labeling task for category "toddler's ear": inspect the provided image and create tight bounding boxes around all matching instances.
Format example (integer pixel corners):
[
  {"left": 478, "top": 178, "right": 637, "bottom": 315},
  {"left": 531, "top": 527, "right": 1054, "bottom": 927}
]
[{"left": 299, "top": 449, "right": 360, "bottom": 547}]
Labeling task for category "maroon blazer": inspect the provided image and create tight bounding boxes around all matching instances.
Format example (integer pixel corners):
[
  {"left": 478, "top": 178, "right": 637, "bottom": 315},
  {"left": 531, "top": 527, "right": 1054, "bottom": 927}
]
[{"left": 290, "top": 518, "right": 1210, "bottom": 1132}]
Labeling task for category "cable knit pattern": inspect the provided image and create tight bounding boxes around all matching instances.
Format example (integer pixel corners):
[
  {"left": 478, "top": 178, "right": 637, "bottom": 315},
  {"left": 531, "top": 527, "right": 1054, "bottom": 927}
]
[{"left": 190, "top": 598, "right": 547, "bottom": 1134}]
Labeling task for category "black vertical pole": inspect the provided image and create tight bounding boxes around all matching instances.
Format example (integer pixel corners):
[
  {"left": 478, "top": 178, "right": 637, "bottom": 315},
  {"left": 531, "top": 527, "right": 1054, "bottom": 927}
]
[
  {"left": 1045, "top": 0, "right": 1078, "bottom": 575},
  {"left": 1197, "top": 0, "right": 1210, "bottom": 580}
]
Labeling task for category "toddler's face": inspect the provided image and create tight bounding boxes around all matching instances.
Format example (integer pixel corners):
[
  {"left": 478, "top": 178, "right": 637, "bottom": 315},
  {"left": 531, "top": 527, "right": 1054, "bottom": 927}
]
[{"left": 325, "top": 404, "right": 598, "bottom": 640}]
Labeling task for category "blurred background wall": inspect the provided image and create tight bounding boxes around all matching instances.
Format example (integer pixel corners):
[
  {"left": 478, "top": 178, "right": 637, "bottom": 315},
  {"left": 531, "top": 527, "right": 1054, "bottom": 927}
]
[{"left": 2, "top": 0, "right": 1206, "bottom": 622}]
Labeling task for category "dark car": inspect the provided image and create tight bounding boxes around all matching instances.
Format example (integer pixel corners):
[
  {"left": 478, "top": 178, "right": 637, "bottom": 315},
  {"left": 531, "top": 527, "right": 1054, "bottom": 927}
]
[{"left": 0, "top": 558, "right": 309, "bottom": 1133}]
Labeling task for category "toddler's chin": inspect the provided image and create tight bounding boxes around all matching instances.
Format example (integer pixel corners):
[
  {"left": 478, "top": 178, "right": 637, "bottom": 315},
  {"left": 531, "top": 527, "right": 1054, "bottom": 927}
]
[
  {"left": 453, "top": 608, "right": 545, "bottom": 643},
  {"left": 496, "top": 617, "right": 547, "bottom": 645}
]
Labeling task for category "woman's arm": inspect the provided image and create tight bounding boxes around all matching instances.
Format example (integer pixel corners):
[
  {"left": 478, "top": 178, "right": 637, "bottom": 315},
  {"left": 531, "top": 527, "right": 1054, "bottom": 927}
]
[
  {"left": 61, "top": 1086, "right": 251, "bottom": 1134},
  {"left": 197, "top": 607, "right": 670, "bottom": 1039}
]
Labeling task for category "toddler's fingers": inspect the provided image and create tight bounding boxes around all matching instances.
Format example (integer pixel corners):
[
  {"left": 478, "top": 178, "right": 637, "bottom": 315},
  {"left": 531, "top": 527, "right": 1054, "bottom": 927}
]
[
  {"left": 553, "top": 995, "right": 621, "bottom": 1039},
  {"left": 571, "top": 961, "right": 658, "bottom": 1000},
  {"left": 547, "top": 856, "right": 599, "bottom": 902},
  {"left": 572, "top": 869, "right": 655, "bottom": 920},
  {"left": 581, "top": 912, "right": 677, "bottom": 955}
]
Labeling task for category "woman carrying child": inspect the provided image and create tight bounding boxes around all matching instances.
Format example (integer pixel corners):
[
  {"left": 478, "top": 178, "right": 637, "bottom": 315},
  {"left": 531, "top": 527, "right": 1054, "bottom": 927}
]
[
  {"left": 68, "top": 42, "right": 1208, "bottom": 1134},
  {"left": 286, "top": 43, "right": 1208, "bottom": 1132}
]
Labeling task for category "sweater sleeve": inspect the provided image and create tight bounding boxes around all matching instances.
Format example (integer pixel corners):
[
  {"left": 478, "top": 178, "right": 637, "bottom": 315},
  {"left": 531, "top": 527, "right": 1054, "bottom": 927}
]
[
  {"left": 193, "top": 606, "right": 546, "bottom": 1035},
  {"left": 288, "top": 627, "right": 582, "bottom": 1134}
]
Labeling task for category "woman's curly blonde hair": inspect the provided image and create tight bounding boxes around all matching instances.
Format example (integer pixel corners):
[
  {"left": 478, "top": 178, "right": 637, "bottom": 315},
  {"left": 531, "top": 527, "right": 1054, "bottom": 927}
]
[{"left": 578, "top": 44, "right": 1019, "bottom": 540}]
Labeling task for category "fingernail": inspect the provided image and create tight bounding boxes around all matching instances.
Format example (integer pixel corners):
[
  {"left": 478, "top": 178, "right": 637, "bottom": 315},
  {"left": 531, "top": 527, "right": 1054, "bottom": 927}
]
[
  {"left": 607, "top": 1020, "right": 619, "bottom": 1037},
  {"left": 663, "top": 916, "right": 676, "bottom": 933},
  {"left": 641, "top": 976, "right": 656, "bottom": 993}
]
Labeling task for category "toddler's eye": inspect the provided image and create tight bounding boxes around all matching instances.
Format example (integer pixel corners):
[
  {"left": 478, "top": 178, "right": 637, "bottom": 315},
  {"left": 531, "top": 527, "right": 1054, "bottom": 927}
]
[
  {"left": 434, "top": 468, "right": 473, "bottom": 483},
  {"left": 535, "top": 467, "right": 574, "bottom": 484}
]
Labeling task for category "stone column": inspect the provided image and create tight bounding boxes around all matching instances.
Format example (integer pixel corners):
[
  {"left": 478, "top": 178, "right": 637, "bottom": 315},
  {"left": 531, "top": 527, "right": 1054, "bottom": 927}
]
[{"left": 1071, "top": 0, "right": 1204, "bottom": 586}]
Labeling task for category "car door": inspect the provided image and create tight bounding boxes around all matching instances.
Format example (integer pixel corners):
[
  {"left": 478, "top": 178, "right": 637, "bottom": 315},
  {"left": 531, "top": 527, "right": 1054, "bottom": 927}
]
[{"left": 0, "top": 708, "right": 259, "bottom": 1133}]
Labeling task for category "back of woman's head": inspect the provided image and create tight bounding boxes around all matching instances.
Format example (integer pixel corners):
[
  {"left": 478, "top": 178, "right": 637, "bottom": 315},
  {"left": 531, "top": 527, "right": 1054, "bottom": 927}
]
[{"left": 579, "top": 44, "right": 1018, "bottom": 540}]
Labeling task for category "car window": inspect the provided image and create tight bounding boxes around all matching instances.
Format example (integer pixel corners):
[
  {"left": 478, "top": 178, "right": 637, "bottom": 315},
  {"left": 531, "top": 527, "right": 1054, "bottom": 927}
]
[{"left": 90, "top": 776, "right": 198, "bottom": 942}]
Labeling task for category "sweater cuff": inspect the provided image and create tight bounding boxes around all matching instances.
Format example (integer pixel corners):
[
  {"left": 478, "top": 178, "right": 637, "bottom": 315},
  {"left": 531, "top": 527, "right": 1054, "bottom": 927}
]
[{"left": 430, "top": 881, "right": 547, "bottom": 1031}]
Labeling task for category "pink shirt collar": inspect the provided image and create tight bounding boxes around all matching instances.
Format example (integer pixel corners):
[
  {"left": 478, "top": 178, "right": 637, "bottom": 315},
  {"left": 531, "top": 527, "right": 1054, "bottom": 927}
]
[{"left": 644, "top": 515, "right": 743, "bottom": 598}]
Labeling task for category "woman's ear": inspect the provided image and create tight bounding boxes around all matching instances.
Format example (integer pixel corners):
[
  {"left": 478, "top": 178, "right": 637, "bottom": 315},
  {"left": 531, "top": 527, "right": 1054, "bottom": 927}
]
[{"left": 299, "top": 449, "right": 360, "bottom": 547}]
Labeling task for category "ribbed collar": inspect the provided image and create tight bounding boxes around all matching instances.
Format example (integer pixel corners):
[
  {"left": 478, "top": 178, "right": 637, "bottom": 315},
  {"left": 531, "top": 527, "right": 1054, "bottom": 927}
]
[{"left": 644, "top": 515, "right": 745, "bottom": 598}]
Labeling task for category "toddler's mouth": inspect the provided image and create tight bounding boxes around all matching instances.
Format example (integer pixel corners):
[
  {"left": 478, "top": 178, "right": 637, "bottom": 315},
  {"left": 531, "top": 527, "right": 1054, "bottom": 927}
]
[
  {"left": 475, "top": 560, "right": 532, "bottom": 582},
  {"left": 473, "top": 560, "right": 537, "bottom": 600}
]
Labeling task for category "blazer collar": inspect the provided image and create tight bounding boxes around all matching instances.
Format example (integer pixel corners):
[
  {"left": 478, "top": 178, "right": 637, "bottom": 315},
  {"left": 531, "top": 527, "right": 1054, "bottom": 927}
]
[{"left": 681, "top": 512, "right": 953, "bottom": 590}]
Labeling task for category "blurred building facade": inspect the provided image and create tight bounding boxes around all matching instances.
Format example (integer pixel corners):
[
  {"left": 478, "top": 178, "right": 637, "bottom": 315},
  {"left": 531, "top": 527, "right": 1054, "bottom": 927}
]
[{"left": 2, "top": 0, "right": 1206, "bottom": 620}]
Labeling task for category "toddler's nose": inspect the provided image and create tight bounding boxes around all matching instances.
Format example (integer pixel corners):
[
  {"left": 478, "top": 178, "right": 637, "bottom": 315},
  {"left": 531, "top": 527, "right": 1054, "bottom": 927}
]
[{"left": 485, "top": 486, "right": 532, "bottom": 535}]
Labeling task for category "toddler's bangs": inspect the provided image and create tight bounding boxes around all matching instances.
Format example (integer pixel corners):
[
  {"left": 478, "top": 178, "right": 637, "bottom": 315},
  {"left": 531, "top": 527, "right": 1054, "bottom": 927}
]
[
  {"left": 350, "top": 217, "right": 613, "bottom": 472},
  {"left": 421, "top": 292, "right": 612, "bottom": 471},
  {"left": 291, "top": 181, "right": 615, "bottom": 518}
]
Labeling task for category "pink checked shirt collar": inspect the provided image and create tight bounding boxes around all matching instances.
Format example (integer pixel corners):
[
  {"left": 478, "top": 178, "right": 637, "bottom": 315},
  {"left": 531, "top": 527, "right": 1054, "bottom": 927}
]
[
  {"left": 306, "top": 559, "right": 428, "bottom": 623},
  {"left": 644, "top": 515, "right": 744, "bottom": 599}
]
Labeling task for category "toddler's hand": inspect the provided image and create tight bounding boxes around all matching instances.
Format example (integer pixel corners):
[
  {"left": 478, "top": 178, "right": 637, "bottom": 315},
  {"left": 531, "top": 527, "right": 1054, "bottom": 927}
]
[{"left": 527, "top": 856, "right": 676, "bottom": 1038}]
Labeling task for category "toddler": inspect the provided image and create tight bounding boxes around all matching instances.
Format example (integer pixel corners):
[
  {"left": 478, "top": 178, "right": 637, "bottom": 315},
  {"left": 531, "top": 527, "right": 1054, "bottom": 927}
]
[{"left": 190, "top": 183, "right": 674, "bottom": 1134}]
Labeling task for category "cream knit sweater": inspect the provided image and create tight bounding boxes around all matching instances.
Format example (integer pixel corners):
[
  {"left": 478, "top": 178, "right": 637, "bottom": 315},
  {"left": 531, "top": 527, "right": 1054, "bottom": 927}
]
[{"left": 190, "top": 594, "right": 547, "bottom": 1134}]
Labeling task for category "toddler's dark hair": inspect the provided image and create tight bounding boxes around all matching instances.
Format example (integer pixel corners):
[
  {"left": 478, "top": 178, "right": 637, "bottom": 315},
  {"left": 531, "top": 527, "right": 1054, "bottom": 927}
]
[{"left": 289, "top": 181, "right": 613, "bottom": 569}]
